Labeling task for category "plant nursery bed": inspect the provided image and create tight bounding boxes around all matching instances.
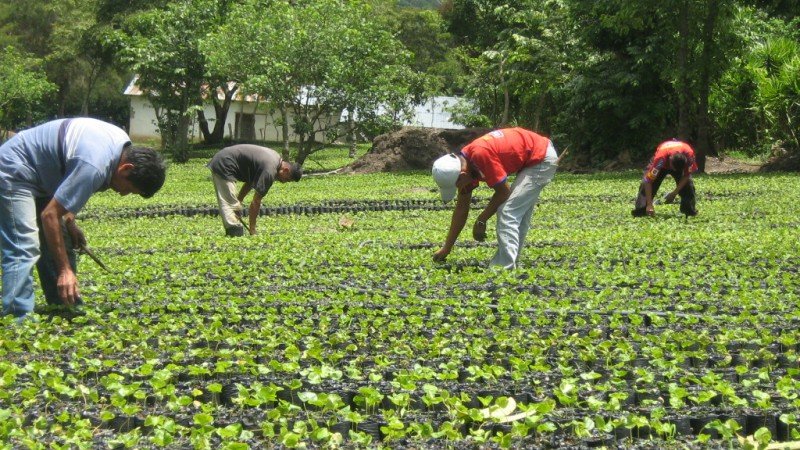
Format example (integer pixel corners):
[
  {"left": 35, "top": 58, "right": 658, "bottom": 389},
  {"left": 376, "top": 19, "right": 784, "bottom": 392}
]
[{"left": 1, "top": 171, "right": 799, "bottom": 448}]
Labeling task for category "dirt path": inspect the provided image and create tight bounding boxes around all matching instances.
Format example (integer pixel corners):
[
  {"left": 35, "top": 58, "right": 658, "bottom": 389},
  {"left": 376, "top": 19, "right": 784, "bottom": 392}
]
[{"left": 703, "top": 156, "right": 762, "bottom": 174}]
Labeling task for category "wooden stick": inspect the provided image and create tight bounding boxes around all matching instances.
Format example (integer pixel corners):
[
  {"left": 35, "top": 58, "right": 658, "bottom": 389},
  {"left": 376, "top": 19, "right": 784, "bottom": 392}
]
[
  {"left": 79, "top": 245, "right": 114, "bottom": 274},
  {"left": 556, "top": 146, "right": 569, "bottom": 165},
  {"left": 236, "top": 214, "right": 249, "bottom": 229}
]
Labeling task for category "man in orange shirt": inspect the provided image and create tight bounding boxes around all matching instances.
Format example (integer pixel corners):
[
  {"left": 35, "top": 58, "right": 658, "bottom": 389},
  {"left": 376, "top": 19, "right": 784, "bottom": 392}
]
[
  {"left": 431, "top": 128, "right": 558, "bottom": 269},
  {"left": 632, "top": 139, "right": 698, "bottom": 217}
]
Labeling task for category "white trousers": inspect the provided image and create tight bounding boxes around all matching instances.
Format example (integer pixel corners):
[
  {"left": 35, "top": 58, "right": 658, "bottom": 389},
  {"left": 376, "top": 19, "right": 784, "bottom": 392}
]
[
  {"left": 490, "top": 142, "right": 558, "bottom": 269},
  {"left": 211, "top": 173, "right": 243, "bottom": 230}
]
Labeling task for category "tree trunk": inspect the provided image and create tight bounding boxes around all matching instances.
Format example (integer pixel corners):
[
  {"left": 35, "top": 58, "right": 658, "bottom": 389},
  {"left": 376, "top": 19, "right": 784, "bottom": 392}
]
[
  {"left": 347, "top": 109, "right": 357, "bottom": 158},
  {"left": 676, "top": 0, "right": 692, "bottom": 140},
  {"left": 174, "top": 113, "right": 192, "bottom": 163},
  {"left": 198, "top": 83, "right": 237, "bottom": 145},
  {"left": 696, "top": 0, "right": 720, "bottom": 172},
  {"left": 502, "top": 87, "right": 510, "bottom": 127},
  {"left": 156, "top": 95, "right": 193, "bottom": 163},
  {"left": 296, "top": 133, "right": 308, "bottom": 166},
  {"left": 532, "top": 93, "right": 547, "bottom": 131},
  {"left": 197, "top": 108, "right": 211, "bottom": 141},
  {"left": 153, "top": 105, "right": 168, "bottom": 151},
  {"left": 281, "top": 106, "right": 290, "bottom": 160},
  {"left": 500, "top": 58, "right": 509, "bottom": 127},
  {"left": 81, "top": 64, "right": 101, "bottom": 117},
  {"left": 57, "top": 82, "right": 68, "bottom": 118}
]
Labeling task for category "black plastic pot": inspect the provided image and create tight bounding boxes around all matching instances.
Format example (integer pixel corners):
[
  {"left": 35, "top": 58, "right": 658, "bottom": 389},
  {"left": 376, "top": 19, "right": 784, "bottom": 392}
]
[
  {"left": 663, "top": 416, "right": 693, "bottom": 436},
  {"left": 689, "top": 415, "right": 720, "bottom": 439},
  {"left": 329, "top": 421, "right": 353, "bottom": 438},
  {"left": 355, "top": 420, "right": 385, "bottom": 442},
  {"left": 746, "top": 413, "right": 777, "bottom": 437}
]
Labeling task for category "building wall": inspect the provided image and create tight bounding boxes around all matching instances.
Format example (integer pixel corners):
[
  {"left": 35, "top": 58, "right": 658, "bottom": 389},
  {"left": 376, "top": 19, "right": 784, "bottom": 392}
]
[
  {"left": 127, "top": 96, "right": 341, "bottom": 144},
  {"left": 128, "top": 97, "right": 161, "bottom": 141},
  {"left": 404, "top": 96, "right": 464, "bottom": 129}
]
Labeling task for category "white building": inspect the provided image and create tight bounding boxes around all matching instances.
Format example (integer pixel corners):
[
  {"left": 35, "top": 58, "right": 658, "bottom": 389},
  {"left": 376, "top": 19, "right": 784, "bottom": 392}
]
[
  {"left": 124, "top": 77, "right": 464, "bottom": 143},
  {"left": 124, "top": 78, "right": 343, "bottom": 143},
  {"left": 405, "top": 96, "right": 465, "bottom": 129},
  {"left": 340, "top": 96, "right": 465, "bottom": 131}
]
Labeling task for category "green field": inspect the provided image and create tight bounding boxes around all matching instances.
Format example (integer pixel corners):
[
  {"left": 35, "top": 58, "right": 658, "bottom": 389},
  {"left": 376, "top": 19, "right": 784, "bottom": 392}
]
[{"left": 1, "top": 156, "right": 799, "bottom": 449}]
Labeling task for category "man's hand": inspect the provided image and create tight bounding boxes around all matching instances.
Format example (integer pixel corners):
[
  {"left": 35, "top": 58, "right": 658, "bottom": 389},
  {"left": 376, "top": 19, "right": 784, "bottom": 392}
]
[
  {"left": 433, "top": 248, "right": 450, "bottom": 262},
  {"left": 646, "top": 202, "right": 655, "bottom": 217},
  {"left": 473, "top": 220, "right": 487, "bottom": 241},
  {"left": 57, "top": 269, "right": 80, "bottom": 305}
]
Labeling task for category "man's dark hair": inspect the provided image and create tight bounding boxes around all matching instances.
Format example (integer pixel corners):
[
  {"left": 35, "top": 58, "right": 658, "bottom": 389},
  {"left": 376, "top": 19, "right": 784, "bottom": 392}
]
[
  {"left": 288, "top": 162, "right": 303, "bottom": 182},
  {"left": 122, "top": 146, "right": 167, "bottom": 198},
  {"left": 671, "top": 153, "right": 687, "bottom": 173}
]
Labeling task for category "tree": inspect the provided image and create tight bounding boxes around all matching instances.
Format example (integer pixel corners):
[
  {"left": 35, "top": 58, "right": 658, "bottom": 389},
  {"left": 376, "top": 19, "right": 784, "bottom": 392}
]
[
  {"left": 0, "top": 0, "right": 134, "bottom": 123},
  {"left": 752, "top": 38, "right": 800, "bottom": 154},
  {"left": 713, "top": 5, "right": 800, "bottom": 156},
  {"left": 119, "top": 0, "right": 236, "bottom": 161},
  {"left": 202, "top": 0, "right": 296, "bottom": 158},
  {"left": 204, "top": 0, "right": 424, "bottom": 166},
  {"left": 46, "top": 0, "right": 110, "bottom": 117},
  {"left": 0, "top": 46, "right": 57, "bottom": 140},
  {"left": 557, "top": 0, "right": 739, "bottom": 168},
  {"left": 443, "top": 0, "right": 577, "bottom": 131},
  {"left": 0, "top": 0, "right": 54, "bottom": 57},
  {"left": 391, "top": 8, "right": 462, "bottom": 93},
  {"left": 323, "top": 2, "right": 430, "bottom": 159}
]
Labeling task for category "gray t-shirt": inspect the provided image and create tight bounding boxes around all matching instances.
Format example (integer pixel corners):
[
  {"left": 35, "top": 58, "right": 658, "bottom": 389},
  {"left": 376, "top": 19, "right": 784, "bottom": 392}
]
[
  {"left": 207, "top": 145, "right": 282, "bottom": 196},
  {"left": 0, "top": 118, "right": 131, "bottom": 213}
]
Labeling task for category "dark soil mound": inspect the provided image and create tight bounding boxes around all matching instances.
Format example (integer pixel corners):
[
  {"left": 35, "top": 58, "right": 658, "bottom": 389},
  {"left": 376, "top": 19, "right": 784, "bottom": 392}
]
[
  {"left": 342, "top": 127, "right": 491, "bottom": 174},
  {"left": 760, "top": 152, "right": 800, "bottom": 172}
]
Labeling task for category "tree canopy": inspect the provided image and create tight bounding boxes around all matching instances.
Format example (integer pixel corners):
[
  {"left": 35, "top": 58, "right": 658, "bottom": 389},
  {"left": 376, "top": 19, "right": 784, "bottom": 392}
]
[
  {"left": 203, "top": 0, "right": 426, "bottom": 165},
  {"left": 0, "top": 46, "right": 56, "bottom": 139}
]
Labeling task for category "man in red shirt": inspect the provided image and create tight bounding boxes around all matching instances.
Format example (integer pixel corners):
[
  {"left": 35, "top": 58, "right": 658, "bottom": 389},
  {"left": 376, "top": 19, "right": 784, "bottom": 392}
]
[
  {"left": 431, "top": 128, "right": 558, "bottom": 269},
  {"left": 632, "top": 139, "right": 698, "bottom": 217}
]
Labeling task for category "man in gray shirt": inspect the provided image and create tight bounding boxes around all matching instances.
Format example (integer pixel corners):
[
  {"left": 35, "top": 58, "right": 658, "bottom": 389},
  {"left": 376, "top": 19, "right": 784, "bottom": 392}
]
[
  {"left": 0, "top": 118, "right": 166, "bottom": 321},
  {"left": 207, "top": 145, "right": 302, "bottom": 237}
]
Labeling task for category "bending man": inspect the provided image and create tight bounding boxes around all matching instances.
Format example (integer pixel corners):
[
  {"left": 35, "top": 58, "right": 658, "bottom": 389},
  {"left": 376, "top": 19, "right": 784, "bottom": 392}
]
[
  {"left": 208, "top": 144, "right": 302, "bottom": 237},
  {"left": 0, "top": 118, "right": 166, "bottom": 320},
  {"left": 431, "top": 128, "right": 558, "bottom": 269},
  {"left": 632, "top": 139, "right": 698, "bottom": 217}
]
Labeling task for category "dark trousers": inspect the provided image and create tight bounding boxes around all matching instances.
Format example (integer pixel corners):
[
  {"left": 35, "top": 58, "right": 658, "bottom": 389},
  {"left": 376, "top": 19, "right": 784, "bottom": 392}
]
[
  {"left": 632, "top": 170, "right": 697, "bottom": 217},
  {"left": 34, "top": 197, "right": 80, "bottom": 305}
]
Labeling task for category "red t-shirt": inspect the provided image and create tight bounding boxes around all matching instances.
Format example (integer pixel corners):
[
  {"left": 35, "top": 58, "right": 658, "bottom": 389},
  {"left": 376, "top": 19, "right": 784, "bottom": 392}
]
[
  {"left": 643, "top": 140, "right": 698, "bottom": 182},
  {"left": 460, "top": 128, "right": 550, "bottom": 188}
]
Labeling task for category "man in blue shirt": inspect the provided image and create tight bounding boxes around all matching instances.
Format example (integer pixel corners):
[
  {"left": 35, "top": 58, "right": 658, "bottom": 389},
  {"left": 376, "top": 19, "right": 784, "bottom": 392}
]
[{"left": 0, "top": 118, "right": 166, "bottom": 321}]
